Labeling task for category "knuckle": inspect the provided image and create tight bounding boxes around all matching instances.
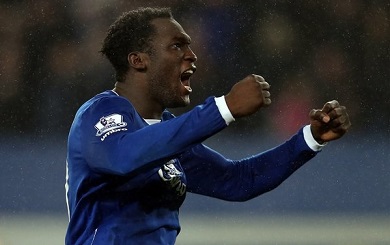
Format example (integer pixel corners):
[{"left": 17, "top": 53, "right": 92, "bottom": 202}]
[
  {"left": 262, "top": 81, "right": 270, "bottom": 88},
  {"left": 309, "top": 109, "right": 317, "bottom": 116},
  {"left": 258, "top": 75, "right": 265, "bottom": 82},
  {"left": 335, "top": 108, "right": 343, "bottom": 116}
]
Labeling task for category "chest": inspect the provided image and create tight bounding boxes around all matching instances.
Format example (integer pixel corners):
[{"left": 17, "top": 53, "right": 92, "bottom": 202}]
[{"left": 135, "top": 158, "right": 187, "bottom": 210}]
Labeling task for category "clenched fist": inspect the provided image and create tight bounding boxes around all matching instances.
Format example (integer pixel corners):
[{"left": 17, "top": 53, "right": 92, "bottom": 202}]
[
  {"left": 309, "top": 100, "right": 351, "bottom": 143},
  {"left": 225, "top": 74, "right": 271, "bottom": 118}
]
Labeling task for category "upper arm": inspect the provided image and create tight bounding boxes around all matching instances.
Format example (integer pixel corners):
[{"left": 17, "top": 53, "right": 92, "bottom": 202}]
[
  {"left": 72, "top": 96, "right": 228, "bottom": 176},
  {"left": 74, "top": 96, "right": 146, "bottom": 175}
]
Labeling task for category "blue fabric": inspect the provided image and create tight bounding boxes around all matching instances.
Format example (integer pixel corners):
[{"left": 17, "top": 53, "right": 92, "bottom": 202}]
[
  {"left": 182, "top": 132, "right": 316, "bottom": 201},
  {"left": 65, "top": 90, "right": 318, "bottom": 244}
]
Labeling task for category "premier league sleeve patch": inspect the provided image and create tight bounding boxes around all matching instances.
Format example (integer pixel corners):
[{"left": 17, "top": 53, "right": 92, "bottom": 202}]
[{"left": 95, "top": 114, "right": 127, "bottom": 141}]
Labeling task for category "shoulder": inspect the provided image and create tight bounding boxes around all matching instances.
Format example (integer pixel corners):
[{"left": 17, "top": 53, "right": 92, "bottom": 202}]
[
  {"left": 73, "top": 90, "right": 139, "bottom": 131},
  {"left": 88, "top": 90, "right": 132, "bottom": 109},
  {"left": 70, "top": 90, "right": 140, "bottom": 137},
  {"left": 77, "top": 91, "right": 134, "bottom": 117}
]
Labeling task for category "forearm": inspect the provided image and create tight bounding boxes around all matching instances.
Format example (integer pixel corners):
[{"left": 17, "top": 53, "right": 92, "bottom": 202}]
[
  {"left": 184, "top": 127, "right": 319, "bottom": 201},
  {"left": 233, "top": 128, "right": 318, "bottom": 200}
]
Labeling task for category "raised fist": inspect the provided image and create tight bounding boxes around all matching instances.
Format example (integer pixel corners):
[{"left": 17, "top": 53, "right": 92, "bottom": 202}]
[{"left": 225, "top": 74, "right": 271, "bottom": 118}]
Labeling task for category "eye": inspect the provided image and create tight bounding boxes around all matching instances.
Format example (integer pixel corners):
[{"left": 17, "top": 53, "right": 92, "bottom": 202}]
[{"left": 172, "top": 43, "right": 182, "bottom": 50}]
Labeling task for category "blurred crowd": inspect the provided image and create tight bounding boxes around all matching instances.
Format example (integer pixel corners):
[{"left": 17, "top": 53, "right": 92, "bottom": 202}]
[{"left": 0, "top": 0, "right": 388, "bottom": 138}]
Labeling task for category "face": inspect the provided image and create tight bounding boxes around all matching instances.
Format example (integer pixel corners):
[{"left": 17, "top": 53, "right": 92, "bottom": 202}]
[{"left": 146, "top": 18, "right": 197, "bottom": 109}]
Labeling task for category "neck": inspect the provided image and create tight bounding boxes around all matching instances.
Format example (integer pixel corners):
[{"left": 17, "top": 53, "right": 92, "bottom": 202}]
[{"left": 113, "top": 81, "right": 164, "bottom": 120}]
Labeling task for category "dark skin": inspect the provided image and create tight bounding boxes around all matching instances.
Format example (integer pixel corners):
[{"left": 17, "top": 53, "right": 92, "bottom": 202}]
[{"left": 114, "top": 17, "right": 351, "bottom": 144}]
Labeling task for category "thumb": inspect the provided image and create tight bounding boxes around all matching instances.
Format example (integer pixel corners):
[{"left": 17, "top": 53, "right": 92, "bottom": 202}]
[{"left": 310, "top": 109, "right": 330, "bottom": 123}]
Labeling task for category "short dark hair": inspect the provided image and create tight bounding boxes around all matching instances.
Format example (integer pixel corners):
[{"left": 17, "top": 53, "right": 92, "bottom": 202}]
[{"left": 101, "top": 7, "right": 173, "bottom": 82}]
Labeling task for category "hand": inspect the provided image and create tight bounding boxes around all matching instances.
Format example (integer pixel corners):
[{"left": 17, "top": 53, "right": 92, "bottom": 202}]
[
  {"left": 309, "top": 100, "right": 351, "bottom": 144},
  {"left": 225, "top": 74, "right": 271, "bottom": 118}
]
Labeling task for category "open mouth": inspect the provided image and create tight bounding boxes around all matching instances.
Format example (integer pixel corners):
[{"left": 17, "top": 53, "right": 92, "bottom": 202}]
[{"left": 180, "top": 67, "right": 196, "bottom": 93}]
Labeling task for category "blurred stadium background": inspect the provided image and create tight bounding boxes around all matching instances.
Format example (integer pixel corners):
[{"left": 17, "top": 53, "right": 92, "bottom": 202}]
[{"left": 0, "top": 0, "right": 389, "bottom": 244}]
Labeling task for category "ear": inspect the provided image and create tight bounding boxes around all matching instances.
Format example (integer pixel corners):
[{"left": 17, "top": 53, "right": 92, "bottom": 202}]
[{"left": 128, "top": 52, "right": 148, "bottom": 71}]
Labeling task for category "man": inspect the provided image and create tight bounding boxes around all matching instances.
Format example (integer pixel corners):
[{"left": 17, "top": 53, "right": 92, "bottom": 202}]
[{"left": 65, "top": 7, "right": 351, "bottom": 245}]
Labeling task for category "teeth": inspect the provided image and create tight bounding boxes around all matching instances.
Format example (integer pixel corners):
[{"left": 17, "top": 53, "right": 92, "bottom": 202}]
[
  {"left": 184, "top": 70, "right": 193, "bottom": 74},
  {"left": 184, "top": 85, "right": 192, "bottom": 92}
]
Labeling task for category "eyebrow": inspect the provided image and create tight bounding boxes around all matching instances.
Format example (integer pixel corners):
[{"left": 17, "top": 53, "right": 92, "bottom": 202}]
[{"left": 173, "top": 33, "right": 192, "bottom": 44}]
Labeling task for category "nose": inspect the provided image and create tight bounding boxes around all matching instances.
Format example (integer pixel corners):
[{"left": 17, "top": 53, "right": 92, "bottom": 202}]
[{"left": 185, "top": 47, "right": 197, "bottom": 62}]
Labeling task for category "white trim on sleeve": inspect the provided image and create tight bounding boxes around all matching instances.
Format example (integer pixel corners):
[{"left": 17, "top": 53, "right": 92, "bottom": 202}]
[
  {"left": 214, "top": 96, "right": 235, "bottom": 125},
  {"left": 303, "top": 125, "right": 327, "bottom": 151}
]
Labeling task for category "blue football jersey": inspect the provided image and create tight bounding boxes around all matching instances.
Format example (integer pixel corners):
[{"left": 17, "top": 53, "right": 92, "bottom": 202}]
[
  {"left": 65, "top": 90, "right": 229, "bottom": 245},
  {"left": 65, "top": 90, "right": 319, "bottom": 244}
]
